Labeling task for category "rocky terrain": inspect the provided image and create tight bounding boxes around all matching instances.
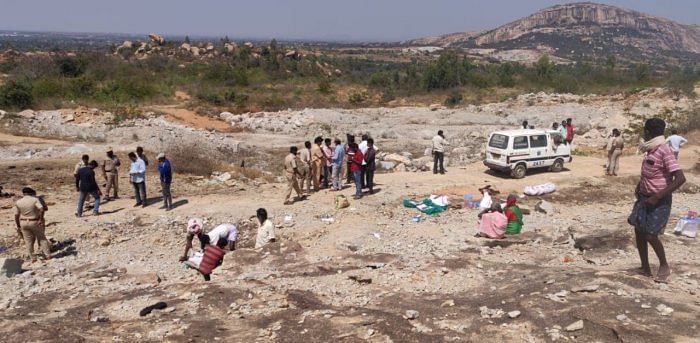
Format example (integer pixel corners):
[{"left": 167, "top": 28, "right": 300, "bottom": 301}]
[
  {"left": 0, "top": 90, "right": 699, "bottom": 342},
  {"left": 410, "top": 2, "right": 700, "bottom": 63}
]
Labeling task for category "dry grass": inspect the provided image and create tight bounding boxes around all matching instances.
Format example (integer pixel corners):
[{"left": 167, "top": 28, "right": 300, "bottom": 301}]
[{"left": 167, "top": 142, "right": 222, "bottom": 176}]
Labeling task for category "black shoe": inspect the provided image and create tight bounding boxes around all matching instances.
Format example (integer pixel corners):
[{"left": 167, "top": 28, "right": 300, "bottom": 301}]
[{"left": 134, "top": 203, "right": 142, "bottom": 207}]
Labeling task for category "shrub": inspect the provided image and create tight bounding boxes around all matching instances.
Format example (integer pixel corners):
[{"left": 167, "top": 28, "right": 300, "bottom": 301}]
[
  {"left": 56, "top": 56, "right": 86, "bottom": 77},
  {"left": 0, "top": 80, "right": 34, "bottom": 109},
  {"left": 348, "top": 91, "right": 367, "bottom": 104},
  {"left": 317, "top": 80, "right": 333, "bottom": 94},
  {"left": 444, "top": 90, "right": 463, "bottom": 107}
]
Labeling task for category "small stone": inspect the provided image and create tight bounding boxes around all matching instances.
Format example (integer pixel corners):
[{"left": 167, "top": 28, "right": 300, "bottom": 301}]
[
  {"left": 656, "top": 304, "right": 674, "bottom": 316},
  {"left": 565, "top": 320, "right": 583, "bottom": 332},
  {"left": 508, "top": 310, "right": 521, "bottom": 319},
  {"left": 641, "top": 304, "right": 651, "bottom": 309},
  {"left": 99, "top": 238, "right": 111, "bottom": 247},
  {"left": 404, "top": 310, "right": 420, "bottom": 320},
  {"left": 89, "top": 308, "right": 110, "bottom": 323},
  {"left": 545, "top": 279, "right": 555, "bottom": 284},
  {"left": 616, "top": 314, "right": 628, "bottom": 321},
  {"left": 571, "top": 284, "right": 599, "bottom": 293},
  {"left": 440, "top": 299, "right": 455, "bottom": 307}
]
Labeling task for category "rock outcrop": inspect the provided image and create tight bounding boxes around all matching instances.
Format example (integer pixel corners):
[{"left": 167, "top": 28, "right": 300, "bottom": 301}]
[{"left": 409, "top": 2, "right": 700, "bottom": 62}]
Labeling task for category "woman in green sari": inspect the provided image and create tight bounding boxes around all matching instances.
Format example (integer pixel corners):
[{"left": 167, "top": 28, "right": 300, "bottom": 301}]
[{"left": 504, "top": 195, "right": 523, "bottom": 234}]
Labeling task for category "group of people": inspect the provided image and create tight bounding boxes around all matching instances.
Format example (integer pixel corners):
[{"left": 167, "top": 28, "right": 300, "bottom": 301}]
[
  {"left": 550, "top": 118, "right": 575, "bottom": 145},
  {"left": 284, "top": 134, "right": 378, "bottom": 204},
  {"left": 179, "top": 208, "right": 276, "bottom": 280},
  {"left": 606, "top": 128, "right": 688, "bottom": 177},
  {"left": 73, "top": 146, "right": 174, "bottom": 217},
  {"left": 474, "top": 192, "right": 524, "bottom": 240}
]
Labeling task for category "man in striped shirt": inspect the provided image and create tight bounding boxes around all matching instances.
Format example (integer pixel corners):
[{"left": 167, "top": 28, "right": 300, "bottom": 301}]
[{"left": 628, "top": 118, "right": 686, "bottom": 282}]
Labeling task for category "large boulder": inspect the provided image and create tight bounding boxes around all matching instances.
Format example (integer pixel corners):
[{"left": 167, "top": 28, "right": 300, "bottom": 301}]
[
  {"left": 17, "top": 109, "right": 36, "bottom": 119},
  {"left": 148, "top": 33, "right": 165, "bottom": 45},
  {"left": 383, "top": 153, "right": 411, "bottom": 165}
]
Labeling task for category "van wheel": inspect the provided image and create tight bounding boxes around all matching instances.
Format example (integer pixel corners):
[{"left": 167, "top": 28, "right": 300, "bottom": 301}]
[
  {"left": 511, "top": 164, "right": 527, "bottom": 179},
  {"left": 551, "top": 159, "right": 564, "bottom": 172}
]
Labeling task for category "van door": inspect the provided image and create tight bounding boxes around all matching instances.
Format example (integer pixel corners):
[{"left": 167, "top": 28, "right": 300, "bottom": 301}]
[
  {"left": 510, "top": 136, "right": 530, "bottom": 166},
  {"left": 529, "top": 134, "right": 549, "bottom": 168}
]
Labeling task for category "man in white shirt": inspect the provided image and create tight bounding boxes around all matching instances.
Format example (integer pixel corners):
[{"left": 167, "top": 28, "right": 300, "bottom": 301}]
[
  {"left": 432, "top": 130, "right": 449, "bottom": 174},
  {"left": 358, "top": 134, "right": 378, "bottom": 188},
  {"left": 128, "top": 152, "right": 147, "bottom": 207},
  {"left": 666, "top": 130, "right": 688, "bottom": 159},
  {"left": 254, "top": 208, "right": 276, "bottom": 249}
]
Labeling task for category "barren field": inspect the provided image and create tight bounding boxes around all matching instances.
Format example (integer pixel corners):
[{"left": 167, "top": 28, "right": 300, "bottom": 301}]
[{"left": 1, "top": 92, "right": 699, "bottom": 342}]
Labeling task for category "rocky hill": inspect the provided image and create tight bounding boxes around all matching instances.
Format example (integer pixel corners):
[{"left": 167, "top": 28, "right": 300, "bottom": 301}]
[{"left": 410, "top": 2, "right": 700, "bottom": 63}]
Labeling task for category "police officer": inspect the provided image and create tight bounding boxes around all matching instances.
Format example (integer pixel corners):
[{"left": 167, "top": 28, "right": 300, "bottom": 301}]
[
  {"left": 284, "top": 146, "right": 304, "bottom": 205},
  {"left": 102, "top": 147, "right": 121, "bottom": 201},
  {"left": 14, "top": 187, "right": 50, "bottom": 262}
]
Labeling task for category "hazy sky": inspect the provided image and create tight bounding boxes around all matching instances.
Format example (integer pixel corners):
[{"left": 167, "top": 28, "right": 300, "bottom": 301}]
[{"left": 0, "top": 0, "right": 698, "bottom": 41}]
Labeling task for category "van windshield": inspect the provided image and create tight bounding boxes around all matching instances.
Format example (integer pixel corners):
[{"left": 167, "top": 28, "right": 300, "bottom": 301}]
[{"left": 489, "top": 134, "right": 509, "bottom": 149}]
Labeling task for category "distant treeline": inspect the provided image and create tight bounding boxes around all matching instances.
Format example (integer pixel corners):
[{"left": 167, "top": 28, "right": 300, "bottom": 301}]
[{"left": 0, "top": 44, "right": 697, "bottom": 113}]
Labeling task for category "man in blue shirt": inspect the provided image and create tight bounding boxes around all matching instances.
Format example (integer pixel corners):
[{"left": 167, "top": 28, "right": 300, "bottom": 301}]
[
  {"left": 157, "top": 153, "right": 173, "bottom": 211},
  {"left": 331, "top": 138, "right": 344, "bottom": 191},
  {"left": 128, "top": 152, "right": 147, "bottom": 207}
]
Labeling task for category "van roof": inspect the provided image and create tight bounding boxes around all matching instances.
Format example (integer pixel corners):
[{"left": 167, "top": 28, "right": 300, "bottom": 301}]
[{"left": 491, "top": 129, "right": 556, "bottom": 136}]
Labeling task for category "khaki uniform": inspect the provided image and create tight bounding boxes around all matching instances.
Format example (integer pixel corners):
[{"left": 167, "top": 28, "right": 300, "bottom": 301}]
[
  {"left": 15, "top": 196, "right": 50, "bottom": 259},
  {"left": 310, "top": 145, "right": 324, "bottom": 191},
  {"left": 298, "top": 148, "right": 311, "bottom": 193},
  {"left": 103, "top": 155, "right": 121, "bottom": 198},
  {"left": 607, "top": 136, "right": 624, "bottom": 175},
  {"left": 284, "top": 153, "right": 302, "bottom": 203}
]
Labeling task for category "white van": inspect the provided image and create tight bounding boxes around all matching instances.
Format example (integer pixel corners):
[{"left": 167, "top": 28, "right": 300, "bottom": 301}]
[{"left": 484, "top": 129, "right": 572, "bottom": 178}]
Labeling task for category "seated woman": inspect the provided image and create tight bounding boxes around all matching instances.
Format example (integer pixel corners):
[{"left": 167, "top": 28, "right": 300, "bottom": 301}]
[
  {"left": 476, "top": 203, "right": 507, "bottom": 239},
  {"left": 504, "top": 195, "right": 524, "bottom": 235}
]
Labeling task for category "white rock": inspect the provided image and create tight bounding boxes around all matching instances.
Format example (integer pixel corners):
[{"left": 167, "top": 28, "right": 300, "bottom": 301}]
[
  {"left": 215, "top": 172, "right": 232, "bottom": 182},
  {"left": 565, "top": 320, "right": 584, "bottom": 331},
  {"left": 508, "top": 310, "right": 521, "bottom": 319},
  {"left": 404, "top": 310, "right": 420, "bottom": 320}
]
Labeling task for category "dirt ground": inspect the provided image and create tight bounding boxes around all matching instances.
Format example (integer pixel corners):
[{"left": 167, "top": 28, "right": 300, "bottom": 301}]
[{"left": 1, "top": 117, "right": 699, "bottom": 342}]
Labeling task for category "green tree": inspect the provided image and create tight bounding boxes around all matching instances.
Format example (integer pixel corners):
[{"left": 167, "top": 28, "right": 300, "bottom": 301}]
[
  {"left": 497, "top": 63, "right": 516, "bottom": 87},
  {"left": 423, "top": 51, "right": 465, "bottom": 90},
  {"left": 634, "top": 63, "right": 650, "bottom": 82},
  {"left": 56, "top": 56, "right": 86, "bottom": 77},
  {"left": 535, "top": 55, "right": 554, "bottom": 80},
  {"left": 184, "top": 36, "right": 191, "bottom": 44},
  {"left": 0, "top": 80, "right": 34, "bottom": 109},
  {"left": 605, "top": 54, "right": 616, "bottom": 70}
]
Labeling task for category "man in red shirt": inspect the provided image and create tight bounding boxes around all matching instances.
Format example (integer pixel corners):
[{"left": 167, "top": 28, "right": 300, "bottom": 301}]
[
  {"left": 350, "top": 142, "right": 364, "bottom": 199},
  {"left": 198, "top": 238, "right": 227, "bottom": 281},
  {"left": 565, "top": 118, "right": 574, "bottom": 144},
  {"left": 628, "top": 118, "right": 685, "bottom": 282}
]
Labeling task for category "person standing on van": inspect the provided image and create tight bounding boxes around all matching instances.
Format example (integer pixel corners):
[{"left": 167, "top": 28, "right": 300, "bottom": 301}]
[
  {"left": 565, "top": 118, "right": 575, "bottom": 144},
  {"left": 606, "top": 129, "right": 624, "bottom": 176},
  {"left": 522, "top": 120, "right": 529, "bottom": 129},
  {"left": 558, "top": 120, "right": 568, "bottom": 143},
  {"left": 432, "top": 130, "right": 449, "bottom": 174},
  {"left": 628, "top": 118, "right": 686, "bottom": 282}
]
